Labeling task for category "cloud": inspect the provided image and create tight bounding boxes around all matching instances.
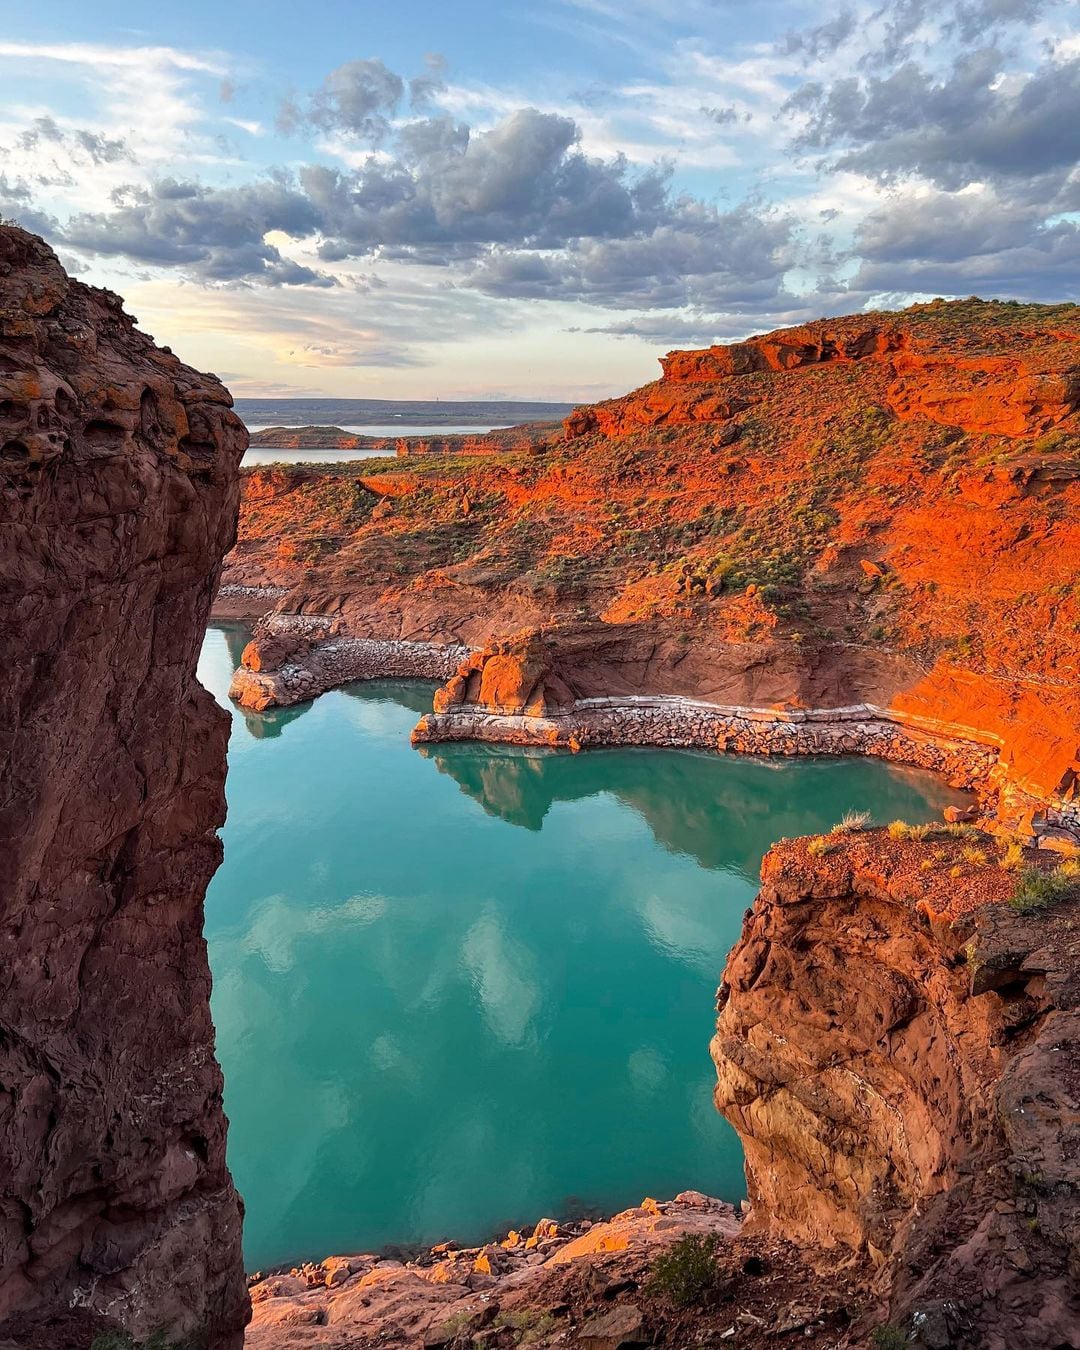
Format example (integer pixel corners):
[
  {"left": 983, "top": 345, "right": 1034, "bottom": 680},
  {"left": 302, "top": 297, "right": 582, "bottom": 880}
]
[
  {"left": 51, "top": 100, "right": 797, "bottom": 308},
  {"left": 60, "top": 177, "right": 330, "bottom": 285},
  {"left": 851, "top": 184, "right": 1080, "bottom": 296},
  {"left": 782, "top": 10, "right": 858, "bottom": 61},
  {"left": 18, "top": 116, "right": 131, "bottom": 165},
  {"left": 0, "top": 39, "right": 224, "bottom": 74},
  {"left": 788, "top": 45, "right": 1080, "bottom": 192},
  {"left": 469, "top": 199, "right": 797, "bottom": 310},
  {"left": 7, "top": 5, "right": 1080, "bottom": 352},
  {"left": 280, "top": 58, "right": 405, "bottom": 140},
  {"left": 572, "top": 315, "right": 730, "bottom": 344}
]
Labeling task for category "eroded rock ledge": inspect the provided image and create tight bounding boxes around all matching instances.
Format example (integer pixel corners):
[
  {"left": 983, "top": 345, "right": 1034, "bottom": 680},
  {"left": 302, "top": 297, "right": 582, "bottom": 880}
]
[
  {"left": 0, "top": 226, "right": 247, "bottom": 1346},
  {"left": 714, "top": 832, "right": 1080, "bottom": 1349},
  {"left": 229, "top": 613, "right": 469, "bottom": 710},
  {"left": 229, "top": 621, "right": 1078, "bottom": 844}
]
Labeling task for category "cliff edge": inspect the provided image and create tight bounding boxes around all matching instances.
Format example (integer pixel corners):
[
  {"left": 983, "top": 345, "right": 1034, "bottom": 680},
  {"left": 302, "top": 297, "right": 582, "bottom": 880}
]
[
  {"left": 0, "top": 227, "right": 247, "bottom": 1346},
  {"left": 715, "top": 830, "right": 1079, "bottom": 1349}
]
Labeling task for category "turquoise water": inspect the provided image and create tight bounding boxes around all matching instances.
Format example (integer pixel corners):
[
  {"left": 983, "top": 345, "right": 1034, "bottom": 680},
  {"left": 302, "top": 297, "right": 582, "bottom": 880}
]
[{"left": 198, "top": 623, "right": 967, "bottom": 1270}]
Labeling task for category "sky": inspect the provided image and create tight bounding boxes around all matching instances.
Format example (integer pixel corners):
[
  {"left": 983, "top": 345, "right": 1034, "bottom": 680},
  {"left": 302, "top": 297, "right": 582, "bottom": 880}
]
[{"left": 1, "top": 0, "right": 1078, "bottom": 400}]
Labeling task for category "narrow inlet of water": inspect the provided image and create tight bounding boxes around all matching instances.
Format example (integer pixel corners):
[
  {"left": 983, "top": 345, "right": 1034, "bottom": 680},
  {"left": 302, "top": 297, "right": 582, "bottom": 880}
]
[{"left": 199, "top": 622, "right": 968, "bottom": 1270}]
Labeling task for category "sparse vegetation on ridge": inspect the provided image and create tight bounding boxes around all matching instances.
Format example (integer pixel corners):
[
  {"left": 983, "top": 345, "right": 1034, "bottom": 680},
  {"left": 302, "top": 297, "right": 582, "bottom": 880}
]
[
  {"left": 646, "top": 1233, "right": 724, "bottom": 1307},
  {"left": 1009, "top": 864, "right": 1080, "bottom": 913}
]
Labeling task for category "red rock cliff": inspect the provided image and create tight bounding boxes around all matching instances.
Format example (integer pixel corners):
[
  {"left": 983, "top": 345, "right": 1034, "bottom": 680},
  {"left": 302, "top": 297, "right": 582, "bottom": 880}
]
[
  {"left": 220, "top": 301, "right": 1080, "bottom": 819},
  {"left": 713, "top": 833, "right": 1079, "bottom": 1349},
  {"left": 0, "top": 227, "right": 247, "bottom": 1346}
]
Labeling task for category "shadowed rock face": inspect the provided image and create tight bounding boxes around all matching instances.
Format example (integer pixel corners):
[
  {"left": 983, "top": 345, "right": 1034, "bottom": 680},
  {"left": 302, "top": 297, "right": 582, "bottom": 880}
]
[
  {"left": 713, "top": 834, "right": 1080, "bottom": 1349},
  {"left": 0, "top": 227, "right": 247, "bottom": 1346}
]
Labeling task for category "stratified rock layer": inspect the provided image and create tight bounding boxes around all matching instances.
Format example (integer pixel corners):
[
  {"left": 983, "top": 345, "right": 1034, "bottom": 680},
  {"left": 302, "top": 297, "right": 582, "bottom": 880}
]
[
  {"left": 0, "top": 227, "right": 247, "bottom": 1345},
  {"left": 713, "top": 833, "right": 1080, "bottom": 1350}
]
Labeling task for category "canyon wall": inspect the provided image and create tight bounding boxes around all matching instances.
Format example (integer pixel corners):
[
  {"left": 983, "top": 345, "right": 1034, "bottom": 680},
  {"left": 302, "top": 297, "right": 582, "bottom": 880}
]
[
  {"left": 713, "top": 833, "right": 1080, "bottom": 1349},
  {"left": 220, "top": 300, "right": 1080, "bottom": 828},
  {"left": 0, "top": 227, "right": 247, "bottom": 1345}
]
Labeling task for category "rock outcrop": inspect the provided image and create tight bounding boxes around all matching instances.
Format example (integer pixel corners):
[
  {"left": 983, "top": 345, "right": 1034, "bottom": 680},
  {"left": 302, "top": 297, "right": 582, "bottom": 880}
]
[
  {"left": 570, "top": 313, "right": 1080, "bottom": 440},
  {"left": 714, "top": 832, "right": 1080, "bottom": 1349},
  {"left": 230, "top": 613, "right": 468, "bottom": 710},
  {"left": 0, "top": 226, "right": 247, "bottom": 1346}
]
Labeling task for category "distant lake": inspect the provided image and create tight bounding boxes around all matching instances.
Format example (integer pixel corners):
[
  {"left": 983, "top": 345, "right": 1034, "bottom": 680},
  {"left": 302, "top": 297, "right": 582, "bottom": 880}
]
[
  {"left": 200, "top": 622, "right": 967, "bottom": 1270},
  {"left": 242, "top": 424, "right": 513, "bottom": 467}
]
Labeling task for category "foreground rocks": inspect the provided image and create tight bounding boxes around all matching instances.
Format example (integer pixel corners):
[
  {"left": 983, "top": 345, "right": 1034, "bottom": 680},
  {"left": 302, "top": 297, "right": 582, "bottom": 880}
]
[
  {"left": 0, "top": 227, "right": 247, "bottom": 1345},
  {"left": 246, "top": 1195, "right": 867, "bottom": 1350}
]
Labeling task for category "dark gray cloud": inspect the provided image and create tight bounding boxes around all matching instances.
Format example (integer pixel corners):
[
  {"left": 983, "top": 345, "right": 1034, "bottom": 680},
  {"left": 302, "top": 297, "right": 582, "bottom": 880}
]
[
  {"left": 279, "top": 59, "right": 404, "bottom": 141},
  {"left": 701, "top": 104, "right": 742, "bottom": 125},
  {"left": 0, "top": 174, "right": 56, "bottom": 236},
  {"left": 571, "top": 316, "right": 730, "bottom": 345},
  {"left": 788, "top": 50, "right": 1080, "bottom": 192},
  {"left": 60, "top": 177, "right": 331, "bottom": 286},
  {"left": 782, "top": 10, "right": 857, "bottom": 61},
  {"left": 301, "top": 109, "right": 660, "bottom": 261},
  {"left": 949, "top": 0, "right": 1048, "bottom": 39},
  {"left": 469, "top": 201, "right": 796, "bottom": 311},
  {"left": 851, "top": 188, "right": 1080, "bottom": 298},
  {"left": 45, "top": 96, "right": 797, "bottom": 307}
]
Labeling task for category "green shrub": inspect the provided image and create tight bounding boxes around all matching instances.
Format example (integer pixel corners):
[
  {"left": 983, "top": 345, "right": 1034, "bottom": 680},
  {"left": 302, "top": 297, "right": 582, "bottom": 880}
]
[
  {"left": 646, "top": 1233, "right": 722, "bottom": 1307},
  {"left": 1009, "top": 866, "right": 1077, "bottom": 914},
  {"left": 871, "top": 1328, "right": 909, "bottom": 1350},
  {"left": 495, "top": 1309, "right": 558, "bottom": 1343}
]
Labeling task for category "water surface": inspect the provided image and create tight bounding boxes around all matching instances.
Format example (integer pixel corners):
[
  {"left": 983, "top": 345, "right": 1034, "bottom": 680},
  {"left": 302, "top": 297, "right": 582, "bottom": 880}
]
[
  {"left": 199, "top": 623, "right": 966, "bottom": 1269},
  {"left": 242, "top": 423, "right": 511, "bottom": 467}
]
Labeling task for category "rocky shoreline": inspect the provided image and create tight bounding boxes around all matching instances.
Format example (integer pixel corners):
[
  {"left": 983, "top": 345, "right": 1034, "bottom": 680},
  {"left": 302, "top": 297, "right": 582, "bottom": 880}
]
[
  {"left": 227, "top": 622, "right": 1080, "bottom": 844},
  {"left": 412, "top": 695, "right": 1079, "bottom": 843},
  {"left": 244, "top": 1192, "right": 860, "bottom": 1349},
  {"left": 227, "top": 614, "right": 469, "bottom": 710}
]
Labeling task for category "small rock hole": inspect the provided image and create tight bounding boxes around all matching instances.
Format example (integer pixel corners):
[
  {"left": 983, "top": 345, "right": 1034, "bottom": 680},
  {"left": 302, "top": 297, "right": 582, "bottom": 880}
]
[{"left": 83, "top": 419, "right": 126, "bottom": 446}]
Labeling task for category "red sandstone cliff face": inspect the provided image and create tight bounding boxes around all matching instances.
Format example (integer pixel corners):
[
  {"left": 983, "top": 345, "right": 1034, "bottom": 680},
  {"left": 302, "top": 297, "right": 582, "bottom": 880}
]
[
  {"left": 568, "top": 313, "right": 1080, "bottom": 440},
  {"left": 713, "top": 834, "right": 1080, "bottom": 1349},
  {"left": 0, "top": 227, "right": 247, "bottom": 1346},
  {"left": 219, "top": 300, "right": 1080, "bottom": 816}
]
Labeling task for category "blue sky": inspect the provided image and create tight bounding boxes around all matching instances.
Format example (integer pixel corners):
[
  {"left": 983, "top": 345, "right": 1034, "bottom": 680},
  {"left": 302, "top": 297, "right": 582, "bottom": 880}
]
[{"left": 2, "top": 0, "right": 1078, "bottom": 398}]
